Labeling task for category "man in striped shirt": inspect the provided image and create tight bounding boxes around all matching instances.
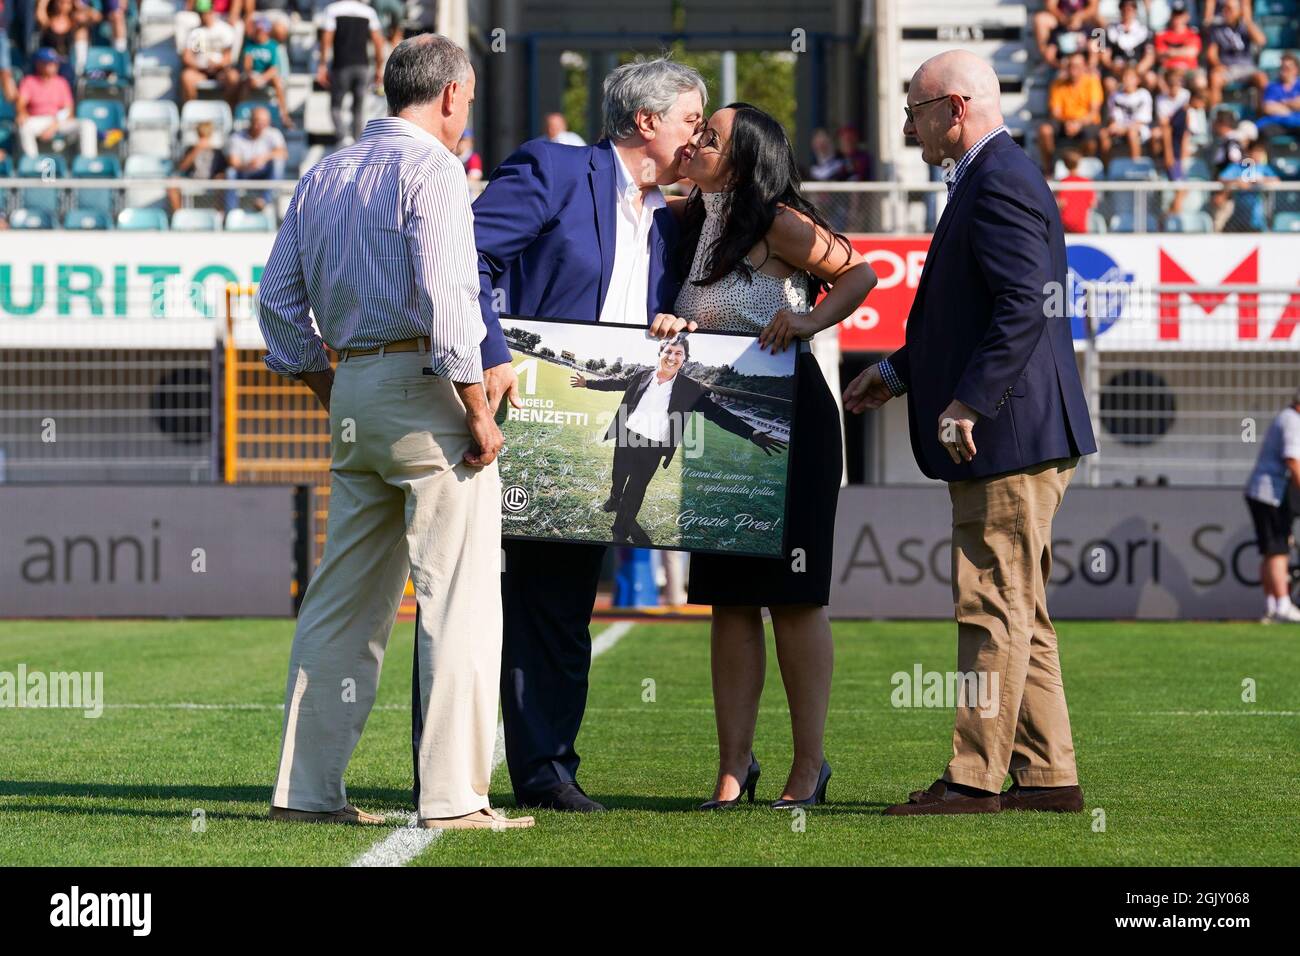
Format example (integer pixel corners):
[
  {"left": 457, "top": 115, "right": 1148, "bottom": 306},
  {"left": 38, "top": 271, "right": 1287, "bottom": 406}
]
[{"left": 259, "top": 35, "right": 532, "bottom": 832}]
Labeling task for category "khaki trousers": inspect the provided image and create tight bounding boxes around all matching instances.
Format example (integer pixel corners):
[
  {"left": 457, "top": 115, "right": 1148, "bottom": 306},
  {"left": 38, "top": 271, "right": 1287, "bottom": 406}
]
[
  {"left": 943, "top": 457, "right": 1079, "bottom": 791},
  {"left": 271, "top": 346, "right": 502, "bottom": 819}
]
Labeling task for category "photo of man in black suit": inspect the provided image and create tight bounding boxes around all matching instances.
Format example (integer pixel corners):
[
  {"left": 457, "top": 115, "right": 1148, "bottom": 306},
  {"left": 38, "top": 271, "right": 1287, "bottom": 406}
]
[{"left": 570, "top": 335, "right": 787, "bottom": 545}]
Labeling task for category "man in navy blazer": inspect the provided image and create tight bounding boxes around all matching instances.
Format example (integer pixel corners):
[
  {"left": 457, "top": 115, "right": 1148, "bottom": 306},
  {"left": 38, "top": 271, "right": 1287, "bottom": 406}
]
[
  {"left": 464, "top": 59, "right": 705, "bottom": 812},
  {"left": 845, "top": 50, "right": 1098, "bottom": 816}
]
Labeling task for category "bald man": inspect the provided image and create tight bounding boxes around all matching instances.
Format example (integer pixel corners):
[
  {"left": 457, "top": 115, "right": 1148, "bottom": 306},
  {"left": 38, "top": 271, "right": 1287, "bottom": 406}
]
[{"left": 845, "top": 51, "right": 1097, "bottom": 816}]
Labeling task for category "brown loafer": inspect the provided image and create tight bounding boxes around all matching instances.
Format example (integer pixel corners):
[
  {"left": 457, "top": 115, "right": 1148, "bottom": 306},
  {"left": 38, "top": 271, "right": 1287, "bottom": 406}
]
[
  {"left": 1000, "top": 784, "right": 1084, "bottom": 813},
  {"left": 418, "top": 806, "right": 535, "bottom": 830},
  {"left": 884, "top": 780, "right": 1001, "bottom": 816},
  {"left": 268, "top": 803, "right": 386, "bottom": 825}
]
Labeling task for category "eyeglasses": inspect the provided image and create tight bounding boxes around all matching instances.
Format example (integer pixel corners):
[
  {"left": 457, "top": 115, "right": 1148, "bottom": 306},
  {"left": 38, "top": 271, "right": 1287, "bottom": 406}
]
[
  {"left": 696, "top": 127, "right": 723, "bottom": 152},
  {"left": 905, "top": 94, "right": 972, "bottom": 124}
]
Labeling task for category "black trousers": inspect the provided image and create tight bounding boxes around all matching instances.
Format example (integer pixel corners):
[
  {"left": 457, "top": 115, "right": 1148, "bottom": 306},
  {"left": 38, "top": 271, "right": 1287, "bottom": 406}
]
[{"left": 609, "top": 441, "right": 670, "bottom": 540}]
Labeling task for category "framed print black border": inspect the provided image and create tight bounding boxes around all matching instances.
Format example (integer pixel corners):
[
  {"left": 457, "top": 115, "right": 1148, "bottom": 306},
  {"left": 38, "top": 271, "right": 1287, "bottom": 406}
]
[{"left": 494, "top": 314, "right": 802, "bottom": 560}]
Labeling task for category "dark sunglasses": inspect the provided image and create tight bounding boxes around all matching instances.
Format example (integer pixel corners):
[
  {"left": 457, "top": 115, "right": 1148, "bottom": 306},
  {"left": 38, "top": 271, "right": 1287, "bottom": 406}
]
[{"left": 905, "top": 93, "right": 972, "bottom": 124}]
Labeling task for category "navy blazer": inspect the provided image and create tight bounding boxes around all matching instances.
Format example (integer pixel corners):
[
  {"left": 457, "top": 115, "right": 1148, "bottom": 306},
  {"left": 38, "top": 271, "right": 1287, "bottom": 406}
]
[
  {"left": 888, "top": 132, "right": 1097, "bottom": 482},
  {"left": 472, "top": 138, "right": 683, "bottom": 369}
]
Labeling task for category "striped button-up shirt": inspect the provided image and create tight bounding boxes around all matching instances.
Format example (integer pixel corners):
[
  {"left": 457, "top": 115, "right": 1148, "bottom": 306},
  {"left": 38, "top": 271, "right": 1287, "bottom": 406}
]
[{"left": 258, "top": 116, "right": 485, "bottom": 383}]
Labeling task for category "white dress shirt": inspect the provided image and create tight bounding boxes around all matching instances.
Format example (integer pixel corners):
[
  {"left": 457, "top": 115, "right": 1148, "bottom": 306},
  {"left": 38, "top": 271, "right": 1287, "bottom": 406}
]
[
  {"left": 597, "top": 145, "right": 665, "bottom": 325},
  {"left": 625, "top": 372, "right": 677, "bottom": 442}
]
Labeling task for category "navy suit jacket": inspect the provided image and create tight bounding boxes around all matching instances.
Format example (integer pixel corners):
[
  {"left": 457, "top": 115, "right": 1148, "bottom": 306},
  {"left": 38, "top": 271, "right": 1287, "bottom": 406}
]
[
  {"left": 472, "top": 138, "right": 683, "bottom": 369},
  {"left": 888, "top": 132, "right": 1097, "bottom": 482}
]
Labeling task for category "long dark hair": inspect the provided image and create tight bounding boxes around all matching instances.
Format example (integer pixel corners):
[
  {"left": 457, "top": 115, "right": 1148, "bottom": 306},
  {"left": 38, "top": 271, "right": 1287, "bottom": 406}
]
[{"left": 676, "top": 102, "right": 850, "bottom": 299}]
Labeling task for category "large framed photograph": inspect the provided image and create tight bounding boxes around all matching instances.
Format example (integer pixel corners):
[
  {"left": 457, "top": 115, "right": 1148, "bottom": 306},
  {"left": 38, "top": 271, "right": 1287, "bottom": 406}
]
[{"left": 496, "top": 316, "right": 799, "bottom": 557}]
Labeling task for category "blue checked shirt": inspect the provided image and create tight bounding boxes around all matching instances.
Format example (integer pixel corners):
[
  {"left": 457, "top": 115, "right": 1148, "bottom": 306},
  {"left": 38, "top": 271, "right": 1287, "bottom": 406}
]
[
  {"left": 257, "top": 116, "right": 485, "bottom": 383},
  {"left": 878, "top": 125, "right": 1009, "bottom": 397}
]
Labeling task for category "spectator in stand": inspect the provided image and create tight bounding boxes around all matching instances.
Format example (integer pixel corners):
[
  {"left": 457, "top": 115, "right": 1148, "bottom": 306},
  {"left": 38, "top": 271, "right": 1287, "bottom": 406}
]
[
  {"left": 1034, "top": 0, "right": 1105, "bottom": 69},
  {"left": 1100, "top": 0, "right": 1156, "bottom": 97},
  {"left": 184, "top": 0, "right": 244, "bottom": 29},
  {"left": 1038, "top": 51, "right": 1104, "bottom": 173},
  {"left": 1056, "top": 148, "right": 1096, "bottom": 233},
  {"left": 1162, "top": 86, "right": 1209, "bottom": 210},
  {"left": 1154, "top": 66, "right": 1191, "bottom": 168},
  {"left": 1258, "top": 52, "right": 1300, "bottom": 132},
  {"left": 224, "top": 104, "right": 286, "bottom": 212},
  {"left": 805, "top": 127, "right": 843, "bottom": 181},
  {"left": 167, "top": 119, "right": 228, "bottom": 212},
  {"left": 0, "top": 0, "right": 17, "bottom": 103},
  {"left": 16, "top": 47, "right": 96, "bottom": 158},
  {"left": 1210, "top": 107, "right": 1249, "bottom": 173},
  {"left": 1216, "top": 139, "right": 1278, "bottom": 231},
  {"left": 181, "top": 0, "right": 241, "bottom": 104},
  {"left": 97, "top": 0, "right": 128, "bottom": 53},
  {"left": 1155, "top": 2, "right": 1204, "bottom": 83},
  {"left": 1206, "top": 0, "right": 1267, "bottom": 109},
  {"left": 456, "top": 127, "right": 481, "bottom": 181},
  {"left": 835, "top": 124, "right": 874, "bottom": 180},
  {"left": 545, "top": 111, "right": 586, "bottom": 146},
  {"left": 317, "top": 0, "right": 385, "bottom": 146},
  {"left": 1100, "top": 65, "right": 1154, "bottom": 162},
  {"left": 36, "top": 0, "right": 98, "bottom": 85},
  {"left": 240, "top": 15, "right": 293, "bottom": 129}
]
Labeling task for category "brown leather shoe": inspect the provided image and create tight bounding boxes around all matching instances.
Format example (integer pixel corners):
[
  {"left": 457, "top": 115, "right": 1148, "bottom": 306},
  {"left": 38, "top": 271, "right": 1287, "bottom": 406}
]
[
  {"left": 884, "top": 779, "right": 1001, "bottom": 816},
  {"left": 268, "top": 803, "right": 386, "bottom": 825},
  {"left": 418, "top": 806, "right": 535, "bottom": 830},
  {"left": 1000, "top": 784, "right": 1084, "bottom": 813}
]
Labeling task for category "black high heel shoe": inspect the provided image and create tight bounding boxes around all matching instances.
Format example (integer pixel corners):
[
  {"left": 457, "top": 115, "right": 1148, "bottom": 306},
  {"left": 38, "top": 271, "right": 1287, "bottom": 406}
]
[
  {"left": 697, "top": 754, "right": 761, "bottom": 810},
  {"left": 770, "top": 760, "right": 832, "bottom": 809}
]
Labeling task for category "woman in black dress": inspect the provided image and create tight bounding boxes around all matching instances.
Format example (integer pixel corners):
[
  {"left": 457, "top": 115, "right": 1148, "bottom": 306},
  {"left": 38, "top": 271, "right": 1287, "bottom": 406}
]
[{"left": 656, "top": 104, "right": 877, "bottom": 808}]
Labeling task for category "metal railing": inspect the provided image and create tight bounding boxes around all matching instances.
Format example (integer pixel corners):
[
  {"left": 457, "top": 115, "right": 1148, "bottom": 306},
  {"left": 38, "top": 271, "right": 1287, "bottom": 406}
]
[{"left": 5, "top": 176, "right": 1300, "bottom": 233}]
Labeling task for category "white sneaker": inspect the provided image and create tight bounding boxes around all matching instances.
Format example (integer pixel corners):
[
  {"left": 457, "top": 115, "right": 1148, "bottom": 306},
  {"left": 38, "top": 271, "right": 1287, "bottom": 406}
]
[{"left": 1271, "top": 604, "right": 1300, "bottom": 623}]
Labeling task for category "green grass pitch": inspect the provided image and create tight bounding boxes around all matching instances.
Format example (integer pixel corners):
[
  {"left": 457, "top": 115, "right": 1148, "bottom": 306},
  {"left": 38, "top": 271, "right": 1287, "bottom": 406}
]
[
  {"left": 0, "top": 618, "right": 1297, "bottom": 866},
  {"left": 499, "top": 351, "right": 789, "bottom": 554}
]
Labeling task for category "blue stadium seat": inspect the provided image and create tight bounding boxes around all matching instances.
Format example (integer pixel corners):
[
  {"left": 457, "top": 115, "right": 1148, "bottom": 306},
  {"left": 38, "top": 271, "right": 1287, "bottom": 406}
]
[
  {"left": 1259, "top": 17, "right": 1300, "bottom": 49},
  {"left": 171, "top": 208, "right": 224, "bottom": 231},
  {"left": 1109, "top": 211, "right": 1158, "bottom": 232},
  {"left": 76, "top": 99, "right": 127, "bottom": 139},
  {"left": 79, "top": 47, "right": 131, "bottom": 100},
  {"left": 1275, "top": 155, "right": 1300, "bottom": 180},
  {"left": 72, "top": 155, "right": 123, "bottom": 218},
  {"left": 17, "top": 155, "right": 67, "bottom": 216},
  {"left": 117, "top": 207, "right": 170, "bottom": 230},
  {"left": 10, "top": 208, "right": 55, "bottom": 229},
  {"left": 1273, "top": 211, "right": 1300, "bottom": 231},
  {"left": 224, "top": 208, "right": 277, "bottom": 231},
  {"left": 1107, "top": 157, "right": 1159, "bottom": 181},
  {"left": 234, "top": 100, "right": 283, "bottom": 130},
  {"left": 64, "top": 208, "right": 113, "bottom": 230}
]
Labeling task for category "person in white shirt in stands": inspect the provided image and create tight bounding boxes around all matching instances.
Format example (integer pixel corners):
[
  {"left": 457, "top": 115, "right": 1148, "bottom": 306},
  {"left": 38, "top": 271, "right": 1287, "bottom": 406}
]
[
  {"left": 1100, "top": 65, "right": 1154, "bottom": 162},
  {"left": 1244, "top": 389, "right": 1300, "bottom": 624},
  {"left": 180, "top": 0, "right": 240, "bottom": 104},
  {"left": 545, "top": 111, "right": 586, "bottom": 146},
  {"left": 224, "top": 105, "right": 287, "bottom": 212}
]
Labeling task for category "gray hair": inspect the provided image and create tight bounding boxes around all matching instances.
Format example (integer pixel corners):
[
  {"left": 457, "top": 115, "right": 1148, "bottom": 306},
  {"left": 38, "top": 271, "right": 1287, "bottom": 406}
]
[
  {"left": 385, "top": 34, "right": 471, "bottom": 116},
  {"left": 602, "top": 57, "right": 707, "bottom": 141}
]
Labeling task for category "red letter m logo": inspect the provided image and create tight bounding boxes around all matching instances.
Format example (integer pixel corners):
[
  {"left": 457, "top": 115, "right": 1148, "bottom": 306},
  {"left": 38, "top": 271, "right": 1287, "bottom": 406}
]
[{"left": 1158, "top": 249, "right": 1258, "bottom": 340}]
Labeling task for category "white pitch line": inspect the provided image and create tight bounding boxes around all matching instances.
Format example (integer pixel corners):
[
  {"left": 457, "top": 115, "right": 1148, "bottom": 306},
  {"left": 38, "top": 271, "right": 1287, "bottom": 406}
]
[{"left": 350, "top": 620, "right": 637, "bottom": 868}]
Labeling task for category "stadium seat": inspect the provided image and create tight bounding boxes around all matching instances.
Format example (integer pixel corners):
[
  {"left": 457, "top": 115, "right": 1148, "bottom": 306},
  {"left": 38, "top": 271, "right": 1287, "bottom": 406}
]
[
  {"left": 1259, "top": 17, "right": 1299, "bottom": 49},
  {"left": 133, "top": 47, "right": 180, "bottom": 102},
  {"left": 173, "top": 10, "right": 201, "bottom": 54},
  {"left": 1086, "top": 209, "right": 1108, "bottom": 233},
  {"left": 79, "top": 47, "right": 131, "bottom": 100},
  {"left": 171, "top": 207, "right": 224, "bottom": 231},
  {"left": 10, "top": 208, "right": 55, "bottom": 229},
  {"left": 1163, "top": 211, "right": 1214, "bottom": 232},
  {"left": 17, "top": 154, "right": 67, "bottom": 216},
  {"left": 77, "top": 99, "right": 127, "bottom": 141},
  {"left": 181, "top": 100, "right": 234, "bottom": 147},
  {"left": 1183, "top": 158, "right": 1212, "bottom": 181},
  {"left": 1107, "top": 157, "right": 1159, "bottom": 181},
  {"left": 1260, "top": 49, "right": 1284, "bottom": 77},
  {"left": 1273, "top": 211, "right": 1300, "bottom": 231},
  {"left": 64, "top": 208, "right": 113, "bottom": 230},
  {"left": 1109, "top": 211, "right": 1158, "bottom": 233},
  {"left": 1274, "top": 155, "right": 1300, "bottom": 180},
  {"left": 224, "top": 208, "right": 277, "bottom": 231},
  {"left": 72, "top": 155, "right": 123, "bottom": 219},
  {"left": 124, "top": 154, "right": 174, "bottom": 210},
  {"left": 117, "top": 207, "right": 170, "bottom": 230},
  {"left": 128, "top": 99, "right": 181, "bottom": 159}
]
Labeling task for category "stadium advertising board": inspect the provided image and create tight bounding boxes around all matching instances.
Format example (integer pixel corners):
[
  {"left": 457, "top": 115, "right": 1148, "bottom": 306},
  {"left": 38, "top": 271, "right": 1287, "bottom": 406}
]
[
  {"left": 836, "top": 235, "right": 1300, "bottom": 352},
  {"left": 0, "top": 485, "right": 296, "bottom": 617},
  {"left": 496, "top": 316, "right": 797, "bottom": 556},
  {"left": 830, "top": 486, "right": 1259, "bottom": 620}
]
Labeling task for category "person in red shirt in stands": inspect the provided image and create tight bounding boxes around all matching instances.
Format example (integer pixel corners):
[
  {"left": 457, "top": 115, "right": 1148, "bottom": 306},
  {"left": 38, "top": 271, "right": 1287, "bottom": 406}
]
[
  {"left": 1056, "top": 148, "right": 1096, "bottom": 233},
  {"left": 1155, "top": 1, "right": 1203, "bottom": 75}
]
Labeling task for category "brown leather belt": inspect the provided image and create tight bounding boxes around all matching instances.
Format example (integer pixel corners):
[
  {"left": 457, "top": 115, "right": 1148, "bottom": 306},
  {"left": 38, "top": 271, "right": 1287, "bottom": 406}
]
[{"left": 339, "top": 336, "right": 431, "bottom": 360}]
